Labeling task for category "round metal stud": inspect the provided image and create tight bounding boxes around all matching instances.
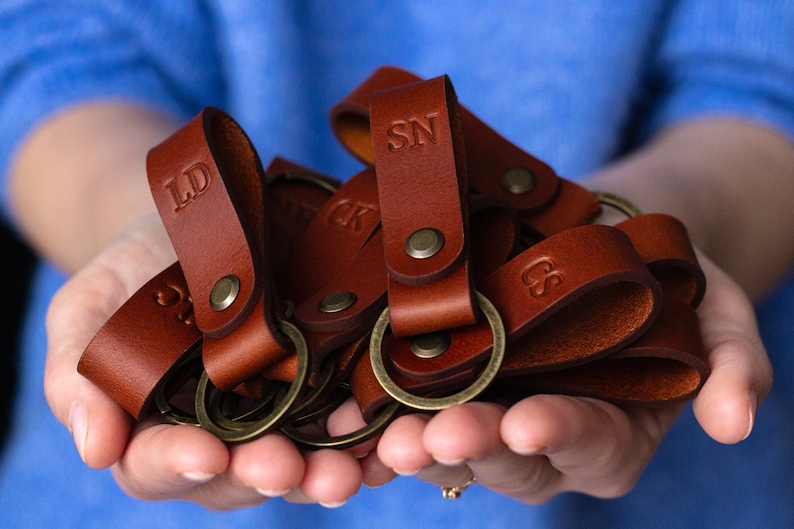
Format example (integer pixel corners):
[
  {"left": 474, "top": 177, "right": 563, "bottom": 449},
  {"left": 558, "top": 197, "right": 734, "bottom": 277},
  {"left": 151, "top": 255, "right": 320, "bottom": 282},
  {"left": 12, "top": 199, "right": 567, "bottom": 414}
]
[
  {"left": 318, "top": 291, "right": 357, "bottom": 313},
  {"left": 500, "top": 166, "right": 537, "bottom": 195},
  {"left": 410, "top": 332, "right": 451, "bottom": 359},
  {"left": 405, "top": 228, "right": 445, "bottom": 259},
  {"left": 210, "top": 275, "right": 240, "bottom": 311}
]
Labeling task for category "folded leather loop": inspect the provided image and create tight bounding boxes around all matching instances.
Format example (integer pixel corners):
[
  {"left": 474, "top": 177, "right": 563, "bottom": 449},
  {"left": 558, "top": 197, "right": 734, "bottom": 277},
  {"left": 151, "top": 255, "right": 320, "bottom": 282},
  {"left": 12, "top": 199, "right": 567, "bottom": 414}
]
[
  {"left": 386, "top": 225, "right": 661, "bottom": 384},
  {"left": 515, "top": 297, "right": 709, "bottom": 405},
  {"left": 370, "top": 75, "right": 477, "bottom": 336},
  {"left": 615, "top": 214, "right": 706, "bottom": 308},
  {"left": 275, "top": 168, "right": 381, "bottom": 304},
  {"left": 147, "top": 108, "right": 288, "bottom": 391},
  {"left": 78, "top": 262, "right": 201, "bottom": 420},
  {"left": 331, "top": 66, "right": 564, "bottom": 215}
]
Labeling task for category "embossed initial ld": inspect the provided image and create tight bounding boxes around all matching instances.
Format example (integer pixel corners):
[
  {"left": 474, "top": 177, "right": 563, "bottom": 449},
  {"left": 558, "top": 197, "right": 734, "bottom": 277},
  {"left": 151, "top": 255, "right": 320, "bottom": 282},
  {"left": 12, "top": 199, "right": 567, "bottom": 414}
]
[
  {"left": 521, "top": 258, "right": 564, "bottom": 298},
  {"left": 165, "top": 163, "right": 212, "bottom": 211},
  {"left": 386, "top": 113, "right": 440, "bottom": 152}
]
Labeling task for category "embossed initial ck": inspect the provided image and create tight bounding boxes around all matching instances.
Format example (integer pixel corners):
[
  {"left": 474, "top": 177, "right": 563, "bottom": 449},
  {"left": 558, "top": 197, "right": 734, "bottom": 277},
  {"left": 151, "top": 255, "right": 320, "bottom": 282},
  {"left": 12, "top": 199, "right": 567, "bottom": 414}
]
[
  {"left": 386, "top": 113, "right": 440, "bottom": 152},
  {"left": 327, "top": 201, "right": 377, "bottom": 232},
  {"left": 154, "top": 282, "right": 195, "bottom": 325},
  {"left": 165, "top": 162, "right": 212, "bottom": 211},
  {"left": 521, "top": 258, "right": 564, "bottom": 298}
]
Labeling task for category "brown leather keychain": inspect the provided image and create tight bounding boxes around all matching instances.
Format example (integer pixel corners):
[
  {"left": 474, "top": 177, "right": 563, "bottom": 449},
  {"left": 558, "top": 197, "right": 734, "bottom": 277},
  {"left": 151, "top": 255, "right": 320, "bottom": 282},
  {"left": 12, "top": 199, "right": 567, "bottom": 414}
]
[{"left": 78, "top": 67, "right": 710, "bottom": 450}]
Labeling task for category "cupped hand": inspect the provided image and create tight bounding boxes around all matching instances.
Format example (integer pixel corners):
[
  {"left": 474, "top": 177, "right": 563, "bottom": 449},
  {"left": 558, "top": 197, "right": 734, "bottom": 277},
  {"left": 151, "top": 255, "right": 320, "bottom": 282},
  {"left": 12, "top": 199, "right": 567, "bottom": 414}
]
[
  {"left": 331, "top": 252, "right": 773, "bottom": 504},
  {"left": 43, "top": 213, "right": 363, "bottom": 509}
]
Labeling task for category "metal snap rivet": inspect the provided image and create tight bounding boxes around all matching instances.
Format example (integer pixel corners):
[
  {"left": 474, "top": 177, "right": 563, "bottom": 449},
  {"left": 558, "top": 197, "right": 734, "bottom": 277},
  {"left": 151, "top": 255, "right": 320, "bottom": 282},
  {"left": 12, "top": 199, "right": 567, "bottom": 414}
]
[
  {"left": 405, "top": 228, "right": 445, "bottom": 259},
  {"left": 318, "top": 291, "right": 357, "bottom": 314},
  {"left": 410, "top": 331, "right": 451, "bottom": 359},
  {"left": 500, "top": 166, "right": 536, "bottom": 195},
  {"left": 210, "top": 275, "right": 240, "bottom": 311}
]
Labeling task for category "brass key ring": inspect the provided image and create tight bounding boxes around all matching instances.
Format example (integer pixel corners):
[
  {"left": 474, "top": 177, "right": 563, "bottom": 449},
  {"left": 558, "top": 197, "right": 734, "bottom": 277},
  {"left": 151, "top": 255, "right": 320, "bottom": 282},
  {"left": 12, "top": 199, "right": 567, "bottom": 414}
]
[
  {"left": 195, "top": 319, "right": 311, "bottom": 443},
  {"left": 369, "top": 291, "right": 506, "bottom": 411},
  {"left": 278, "top": 355, "right": 403, "bottom": 450},
  {"left": 281, "top": 400, "right": 402, "bottom": 450},
  {"left": 591, "top": 191, "right": 642, "bottom": 218},
  {"left": 279, "top": 356, "right": 349, "bottom": 427},
  {"left": 155, "top": 346, "right": 203, "bottom": 426}
]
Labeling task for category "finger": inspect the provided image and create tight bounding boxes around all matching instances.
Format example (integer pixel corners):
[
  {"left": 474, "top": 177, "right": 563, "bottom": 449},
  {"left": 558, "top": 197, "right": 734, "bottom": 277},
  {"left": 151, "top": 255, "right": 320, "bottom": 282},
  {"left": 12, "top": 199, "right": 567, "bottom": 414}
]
[
  {"left": 358, "top": 450, "right": 397, "bottom": 488},
  {"left": 377, "top": 412, "right": 434, "bottom": 475},
  {"left": 227, "top": 432, "right": 306, "bottom": 499},
  {"left": 111, "top": 422, "right": 232, "bottom": 505},
  {"left": 43, "top": 216, "right": 176, "bottom": 468},
  {"left": 325, "top": 397, "right": 381, "bottom": 458},
  {"left": 501, "top": 394, "right": 678, "bottom": 499},
  {"left": 324, "top": 398, "right": 398, "bottom": 487},
  {"left": 421, "top": 402, "right": 560, "bottom": 502},
  {"left": 44, "top": 264, "right": 137, "bottom": 468},
  {"left": 293, "top": 449, "right": 363, "bottom": 507},
  {"left": 377, "top": 408, "right": 476, "bottom": 491},
  {"left": 692, "top": 256, "right": 774, "bottom": 444}
]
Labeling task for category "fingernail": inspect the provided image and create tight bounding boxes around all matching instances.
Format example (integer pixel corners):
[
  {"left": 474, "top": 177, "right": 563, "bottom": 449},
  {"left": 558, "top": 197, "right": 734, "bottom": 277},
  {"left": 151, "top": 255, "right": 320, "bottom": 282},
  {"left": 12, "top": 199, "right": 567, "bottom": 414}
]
[
  {"left": 180, "top": 472, "right": 216, "bottom": 484},
  {"left": 742, "top": 390, "right": 758, "bottom": 441},
  {"left": 393, "top": 467, "right": 420, "bottom": 476},
  {"left": 319, "top": 500, "right": 347, "bottom": 508},
  {"left": 256, "top": 488, "right": 291, "bottom": 498},
  {"left": 433, "top": 456, "right": 465, "bottom": 466},
  {"left": 507, "top": 444, "right": 544, "bottom": 456},
  {"left": 68, "top": 402, "right": 87, "bottom": 462}
]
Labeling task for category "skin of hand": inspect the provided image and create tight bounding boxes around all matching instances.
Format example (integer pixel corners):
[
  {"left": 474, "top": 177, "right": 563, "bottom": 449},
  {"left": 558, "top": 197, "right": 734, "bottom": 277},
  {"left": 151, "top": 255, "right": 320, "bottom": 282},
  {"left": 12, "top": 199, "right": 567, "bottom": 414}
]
[{"left": 10, "top": 102, "right": 787, "bottom": 506}]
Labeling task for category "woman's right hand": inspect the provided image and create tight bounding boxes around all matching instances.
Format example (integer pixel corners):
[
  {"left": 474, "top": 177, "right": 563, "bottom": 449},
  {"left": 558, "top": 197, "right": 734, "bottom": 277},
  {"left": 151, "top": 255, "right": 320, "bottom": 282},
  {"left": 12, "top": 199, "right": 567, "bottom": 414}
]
[{"left": 43, "top": 213, "right": 365, "bottom": 509}]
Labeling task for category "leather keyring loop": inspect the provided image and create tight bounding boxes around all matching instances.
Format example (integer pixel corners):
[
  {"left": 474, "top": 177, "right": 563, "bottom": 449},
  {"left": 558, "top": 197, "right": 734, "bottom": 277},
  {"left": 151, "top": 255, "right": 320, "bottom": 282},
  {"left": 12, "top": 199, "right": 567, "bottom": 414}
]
[
  {"left": 369, "top": 291, "right": 506, "bottom": 411},
  {"left": 194, "top": 320, "right": 310, "bottom": 443}
]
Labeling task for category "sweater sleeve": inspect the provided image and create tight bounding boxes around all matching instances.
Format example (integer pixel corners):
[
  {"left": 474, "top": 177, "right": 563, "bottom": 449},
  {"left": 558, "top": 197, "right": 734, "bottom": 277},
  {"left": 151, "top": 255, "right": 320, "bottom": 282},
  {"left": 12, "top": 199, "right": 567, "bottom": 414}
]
[
  {"left": 0, "top": 0, "right": 226, "bottom": 223},
  {"left": 638, "top": 0, "right": 794, "bottom": 144}
]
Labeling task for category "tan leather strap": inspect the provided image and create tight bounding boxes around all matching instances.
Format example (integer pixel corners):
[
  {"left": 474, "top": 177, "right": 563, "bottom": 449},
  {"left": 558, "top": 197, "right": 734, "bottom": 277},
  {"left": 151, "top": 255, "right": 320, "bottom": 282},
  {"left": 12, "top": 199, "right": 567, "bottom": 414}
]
[
  {"left": 78, "top": 262, "right": 201, "bottom": 419},
  {"left": 147, "top": 108, "right": 287, "bottom": 391},
  {"left": 370, "top": 75, "right": 477, "bottom": 336}
]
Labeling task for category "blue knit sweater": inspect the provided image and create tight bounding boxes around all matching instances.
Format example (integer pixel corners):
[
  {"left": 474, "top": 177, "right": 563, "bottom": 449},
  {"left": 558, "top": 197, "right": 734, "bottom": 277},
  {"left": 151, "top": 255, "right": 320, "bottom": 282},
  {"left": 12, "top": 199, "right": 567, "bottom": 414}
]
[{"left": 1, "top": 2, "right": 793, "bottom": 528}]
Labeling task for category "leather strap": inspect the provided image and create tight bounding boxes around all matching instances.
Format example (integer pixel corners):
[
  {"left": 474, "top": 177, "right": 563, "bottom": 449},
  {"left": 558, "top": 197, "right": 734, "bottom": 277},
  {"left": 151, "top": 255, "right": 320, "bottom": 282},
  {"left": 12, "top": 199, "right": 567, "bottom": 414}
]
[
  {"left": 78, "top": 262, "right": 201, "bottom": 419},
  {"left": 370, "top": 75, "right": 477, "bottom": 336},
  {"left": 147, "top": 108, "right": 287, "bottom": 392}
]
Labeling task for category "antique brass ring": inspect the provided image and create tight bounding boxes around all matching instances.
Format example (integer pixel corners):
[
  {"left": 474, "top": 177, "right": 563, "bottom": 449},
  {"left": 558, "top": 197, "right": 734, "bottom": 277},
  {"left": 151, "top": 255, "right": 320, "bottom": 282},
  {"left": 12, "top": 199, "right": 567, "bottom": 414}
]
[
  {"left": 200, "top": 380, "right": 282, "bottom": 428},
  {"left": 155, "top": 346, "right": 203, "bottom": 426},
  {"left": 281, "top": 400, "right": 402, "bottom": 450},
  {"left": 266, "top": 169, "right": 340, "bottom": 194},
  {"left": 280, "top": 355, "right": 339, "bottom": 426},
  {"left": 591, "top": 191, "right": 642, "bottom": 218},
  {"left": 195, "top": 319, "right": 311, "bottom": 443},
  {"left": 369, "top": 291, "right": 506, "bottom": 411}
]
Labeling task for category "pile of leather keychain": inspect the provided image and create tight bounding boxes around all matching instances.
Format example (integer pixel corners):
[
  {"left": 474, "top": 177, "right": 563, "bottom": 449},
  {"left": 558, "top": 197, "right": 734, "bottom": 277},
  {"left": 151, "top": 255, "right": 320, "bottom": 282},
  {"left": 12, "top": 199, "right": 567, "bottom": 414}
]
[{"left": 79, "top": 67, "right": 709, "bottom": 449}]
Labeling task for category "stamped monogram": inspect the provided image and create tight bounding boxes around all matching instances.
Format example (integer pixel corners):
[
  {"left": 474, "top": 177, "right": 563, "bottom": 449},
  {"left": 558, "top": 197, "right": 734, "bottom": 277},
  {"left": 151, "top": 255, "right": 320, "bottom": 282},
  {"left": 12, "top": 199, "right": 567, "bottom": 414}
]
[
  {"left": 327, "top": 200, "right": 377, "bottom": 232},
  {"left": 165, "top": 162, "right": 212, "bottom": 211},
  {"left": 386, "top": 112, "right": 440, "bottom": 152},
  {"left": 521, "top": 258, "right": 564, "bottom": 298},
  {"left": 154, "top": 282, "right": 195, "bottom": 325}
]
